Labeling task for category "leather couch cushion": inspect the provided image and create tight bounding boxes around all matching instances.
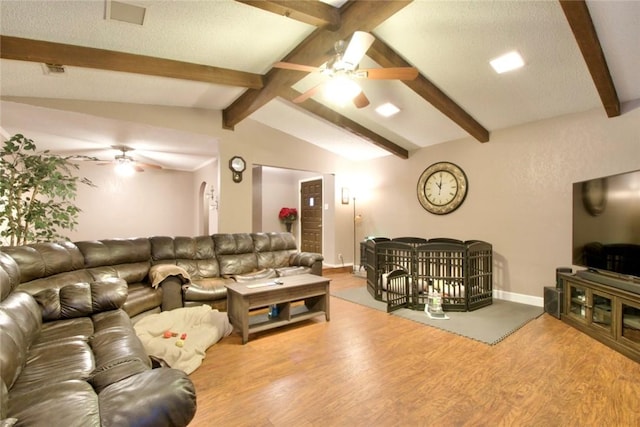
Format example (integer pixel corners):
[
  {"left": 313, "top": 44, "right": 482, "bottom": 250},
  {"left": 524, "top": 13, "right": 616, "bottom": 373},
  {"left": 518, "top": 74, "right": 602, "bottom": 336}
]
[
  {"left": 253, "top": 233, "right": 297, "bottom": 270},
  {"left": 7, "top": 380, "right": 100, "bottom": 427},
  {"left": 213, "top": 233, "right": 254, "bottom": 255},
  {"left": 1, "top": 291, "right": 42, "bottom": 344},
  {"left": 33, "top": 279, "right": 128, "bottom": 322},
  {"left": 276, "top": 266, "right": 311, "bottom": 277},
  {"left": 89, "top": 310, "right": 151, "bottom": 392},
  {"left": 0, "top": 292, "right": 42, "bottom": 390},
  {"left": 92, "top": 309, "right": 133, "bottom": 332},
  {"left": 122, "top": 283, "right": 163, "bottom": 318},
  {"left": 234, "top": 268, "right": 277, "bottom": 283},
  {"left": 175, "top": 236, "right": 215, "bottom": 259},
  {"left": 217, "top": 253, "right": 257, "bottom": 276},
  {"left": 184, "top": 277, "right": 231, "bottom": 301},
  {"left": 0, "top": 253, "right": 20, "bottom": 300},
  {"left": 76, "top": 239, "right": 151, "bottom": 268},
  {"left": 36, "top": 318, "right": 94, "bottom": 347},
  {"left": 1, "top": 242, "right": 84, "bottom": 284},
  {"left": 16, "top": 270, "right": 95, "bottom": 296},
  {"left": 87, "top": 262, "right": 150, "bottom": 284},
  {"left": 10, "top": 339, "right": 94, "bottom": 395},
  {"left": 213, "top": 234, "right": 257, "bottom": 276},
  {"left": 149, "top": 236, "right": 175, "bottom": 260},
  {"left": 151, "top": 236, "right": 220, "bottom": 279}
]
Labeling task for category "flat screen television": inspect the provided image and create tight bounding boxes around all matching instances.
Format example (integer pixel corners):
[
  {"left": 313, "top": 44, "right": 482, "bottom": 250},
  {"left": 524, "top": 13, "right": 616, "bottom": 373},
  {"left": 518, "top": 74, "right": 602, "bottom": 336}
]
[{"left": 572, "top": 169, "right": 640, "bottom": 281}]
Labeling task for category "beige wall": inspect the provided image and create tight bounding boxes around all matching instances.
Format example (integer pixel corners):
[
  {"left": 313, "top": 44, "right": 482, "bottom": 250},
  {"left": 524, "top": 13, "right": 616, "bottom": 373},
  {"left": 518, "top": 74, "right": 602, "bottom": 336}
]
[
  {"left": 67, "top": 163, "right": 196, "bottom": 241},
  {"left": 256, "top": 166, "right": 319, "bottom": 235},
  {"left": 9, "top": 98, "right": 640, "bottom": 302},
  {"left": 350, "top": 106, "right": 640, "bottom": 302}
]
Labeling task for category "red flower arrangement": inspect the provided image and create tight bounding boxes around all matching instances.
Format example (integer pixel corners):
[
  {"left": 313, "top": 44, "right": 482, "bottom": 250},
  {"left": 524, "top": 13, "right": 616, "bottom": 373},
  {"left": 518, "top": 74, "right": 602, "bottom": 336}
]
[{"left": 278, "top": 207, "right": 298, "bottom": 222}]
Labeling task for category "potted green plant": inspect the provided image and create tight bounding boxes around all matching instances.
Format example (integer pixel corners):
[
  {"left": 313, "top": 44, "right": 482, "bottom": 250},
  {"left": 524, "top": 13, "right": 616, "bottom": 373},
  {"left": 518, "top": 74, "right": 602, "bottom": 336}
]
[{"left": 0, "top": 133, "right": 95, "bottom": 245}]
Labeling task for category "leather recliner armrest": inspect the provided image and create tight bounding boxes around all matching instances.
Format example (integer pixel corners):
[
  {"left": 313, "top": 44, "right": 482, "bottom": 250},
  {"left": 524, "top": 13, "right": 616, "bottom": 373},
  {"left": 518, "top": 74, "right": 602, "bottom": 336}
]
[
  {"left": 98, "top": 368, "right": 196, "bottom": 427},
  {"left": 159, "top": 276, "right": 184, "bottom": 311},
  {"left": 289, "top": 252, "right": 324, "bottom": 276}
]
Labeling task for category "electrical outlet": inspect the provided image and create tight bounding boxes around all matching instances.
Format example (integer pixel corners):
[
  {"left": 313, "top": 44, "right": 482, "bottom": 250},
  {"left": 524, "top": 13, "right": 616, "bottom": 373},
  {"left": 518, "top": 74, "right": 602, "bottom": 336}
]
[{"left": 338, "top": 253, "right": 344, "bottom": 265}]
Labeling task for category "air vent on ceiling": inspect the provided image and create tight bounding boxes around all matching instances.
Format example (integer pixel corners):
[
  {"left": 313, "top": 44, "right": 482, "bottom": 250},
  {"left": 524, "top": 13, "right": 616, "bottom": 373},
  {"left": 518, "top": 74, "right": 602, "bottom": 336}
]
[
  {"left": 106, "top": 0, "right": 146, "bottom": 26},
  {"left": 42, "top": 63, "right": 65, "bottom": 75}
]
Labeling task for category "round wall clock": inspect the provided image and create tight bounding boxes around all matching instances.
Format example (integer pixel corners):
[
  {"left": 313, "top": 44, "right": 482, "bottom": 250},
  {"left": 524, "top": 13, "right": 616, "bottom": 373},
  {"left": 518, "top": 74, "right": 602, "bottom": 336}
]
[
  {"left": 417, "top": 162, "right": 468, "bottom": 215},
  {"left": 582, "top": 177, "right": 607, "bottom": 216}
]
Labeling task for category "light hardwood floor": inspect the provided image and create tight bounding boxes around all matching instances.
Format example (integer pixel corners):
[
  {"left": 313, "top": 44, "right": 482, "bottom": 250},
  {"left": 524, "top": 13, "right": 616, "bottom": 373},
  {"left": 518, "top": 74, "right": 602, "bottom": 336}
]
[{"left": 188, "top": 272, "right": 640, "bottom": 426}]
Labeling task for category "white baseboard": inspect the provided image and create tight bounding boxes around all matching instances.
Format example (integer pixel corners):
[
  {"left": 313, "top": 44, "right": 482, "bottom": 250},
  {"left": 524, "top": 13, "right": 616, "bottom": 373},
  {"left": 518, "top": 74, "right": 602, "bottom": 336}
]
[
  {"left": 322, "top": 262, "right": 353, "bottom": 269},
  {"left": 493, "top": 289, "right": 543, "bottom": 307}
]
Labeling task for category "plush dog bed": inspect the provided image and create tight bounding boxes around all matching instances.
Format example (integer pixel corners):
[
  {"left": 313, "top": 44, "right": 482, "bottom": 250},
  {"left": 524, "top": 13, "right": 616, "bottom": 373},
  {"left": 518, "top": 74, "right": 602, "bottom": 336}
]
[{"left": 134, "top": 305, "right": 233, "bottom": 374}]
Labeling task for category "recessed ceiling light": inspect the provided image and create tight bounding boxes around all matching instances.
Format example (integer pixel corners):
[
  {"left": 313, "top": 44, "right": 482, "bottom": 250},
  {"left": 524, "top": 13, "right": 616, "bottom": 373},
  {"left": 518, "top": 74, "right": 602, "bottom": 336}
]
[
  {"left": 375, "top": 102, "right": 400, "bottom": 117},
  {"left": 490, "top": 51, "right": 525, "bottom": 74}
]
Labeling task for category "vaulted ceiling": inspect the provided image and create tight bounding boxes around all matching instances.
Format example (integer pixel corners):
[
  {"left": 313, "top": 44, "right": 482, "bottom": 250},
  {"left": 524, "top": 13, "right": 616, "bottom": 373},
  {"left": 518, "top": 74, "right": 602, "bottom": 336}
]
[{"left": 1, "top": 0, "right": 638, "bottom": 170}]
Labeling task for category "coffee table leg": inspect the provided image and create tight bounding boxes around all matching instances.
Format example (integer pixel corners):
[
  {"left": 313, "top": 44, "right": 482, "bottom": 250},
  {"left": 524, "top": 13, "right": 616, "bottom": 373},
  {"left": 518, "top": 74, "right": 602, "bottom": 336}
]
[
  {"left": 325, "top": 284, "right": 330, "bottom": 321},
  {"left": 241, "top": 299, "right": 250, "bottom": 344}
]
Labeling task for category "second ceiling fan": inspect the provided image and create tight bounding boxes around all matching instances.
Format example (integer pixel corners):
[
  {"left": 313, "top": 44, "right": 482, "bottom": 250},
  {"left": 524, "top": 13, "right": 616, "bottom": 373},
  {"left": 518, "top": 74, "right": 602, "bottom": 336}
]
[
  {"left": 96, "top": 146, "right": 162, "bottom": 175},
  {"left": 274, "top": 31, "right": 419, "bottom": 108}
]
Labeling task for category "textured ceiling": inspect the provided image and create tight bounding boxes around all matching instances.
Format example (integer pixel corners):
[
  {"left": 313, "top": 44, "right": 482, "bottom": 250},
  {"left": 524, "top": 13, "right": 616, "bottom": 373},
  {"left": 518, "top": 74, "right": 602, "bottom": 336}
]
[{"left": 0, "top": 0, "right": 638, "bottom": 167}]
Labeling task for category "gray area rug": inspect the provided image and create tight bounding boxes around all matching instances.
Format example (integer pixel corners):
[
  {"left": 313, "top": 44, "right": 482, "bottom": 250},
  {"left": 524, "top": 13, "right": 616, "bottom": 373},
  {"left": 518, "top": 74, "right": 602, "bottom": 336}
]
[{"left": 332, "top": 287, "right": 544, "bottom": 345}]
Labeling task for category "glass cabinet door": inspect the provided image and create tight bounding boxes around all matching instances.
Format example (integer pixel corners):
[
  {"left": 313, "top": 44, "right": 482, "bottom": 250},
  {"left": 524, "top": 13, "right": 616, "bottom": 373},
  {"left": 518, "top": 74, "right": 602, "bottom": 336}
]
[
  {"left": 620, "top": 299, "right": 640, "bottom": 350},
  {"left": 568, "top": 284, "right": 587, "bottom": 320},
  {"left": 591, "top": 291, "right": 613, "bottom": 333}
]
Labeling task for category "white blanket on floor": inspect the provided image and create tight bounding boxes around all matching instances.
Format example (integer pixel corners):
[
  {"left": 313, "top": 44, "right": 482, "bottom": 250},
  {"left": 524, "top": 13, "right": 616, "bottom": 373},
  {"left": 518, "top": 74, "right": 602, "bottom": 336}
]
[{"left": 134, "top": 305, "right": 233, "bottom": 374}]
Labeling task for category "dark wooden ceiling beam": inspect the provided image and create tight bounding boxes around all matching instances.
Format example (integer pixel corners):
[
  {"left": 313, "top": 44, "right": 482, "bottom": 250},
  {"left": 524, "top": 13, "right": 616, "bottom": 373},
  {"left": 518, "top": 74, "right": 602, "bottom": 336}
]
[
  {"left": 237, "top": 1, "right": 341, "bottom": 31},
  {"left": 279, "top": 87, "right": 409, "bottom": 159},
  {"left": 223, "top": 0, "right": 412, "bottom": 130},
  {"left": 559, "top": 0, "right": 620, "bottom": 117},
  {"left": 0, "top": 35, "right": 263, "bottom": 89},
  {"left": 367, "top": 39, "right": 489, "bottom": 143}
]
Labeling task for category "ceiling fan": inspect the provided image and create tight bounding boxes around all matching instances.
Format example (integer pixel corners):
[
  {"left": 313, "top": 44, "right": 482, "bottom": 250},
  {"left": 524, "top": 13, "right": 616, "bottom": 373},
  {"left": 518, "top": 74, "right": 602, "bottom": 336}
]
[
  {"left": 96, "top": 145, "right": 162, "bottom": 175},
  {"left": 274, "top": 31, "right": 419, "bottom": 108}
]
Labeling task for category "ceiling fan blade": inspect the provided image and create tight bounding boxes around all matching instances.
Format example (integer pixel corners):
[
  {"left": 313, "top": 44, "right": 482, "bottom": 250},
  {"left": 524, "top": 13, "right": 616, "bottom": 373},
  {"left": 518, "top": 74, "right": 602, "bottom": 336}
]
[
  {"left": 273, "top": 62, "right": 320, "bottom": 73},
  {"left": 359, "top": 67, "right": 419, "bottom": 80},
  {"left": 136, "top": 161, "right": 162, "bottom": 170},
  {"left": 353, "top": 91, "right": 370, "bottom": 109},
  {"left": 342, "top": 31, "right": 375, "bottom": 70},
  {"left": 293, "top": 83, "right": 324, "bottom": 103}
]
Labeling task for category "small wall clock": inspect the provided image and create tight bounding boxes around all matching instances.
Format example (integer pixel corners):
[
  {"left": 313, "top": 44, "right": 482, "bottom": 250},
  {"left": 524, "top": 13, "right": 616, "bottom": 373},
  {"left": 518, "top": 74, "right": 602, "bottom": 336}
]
[
  {"left": 417, "top": 162, "right": 468, "bottom": 215},
  {"left": 229, "top": 156, "right": 246, "bottom": 183}
]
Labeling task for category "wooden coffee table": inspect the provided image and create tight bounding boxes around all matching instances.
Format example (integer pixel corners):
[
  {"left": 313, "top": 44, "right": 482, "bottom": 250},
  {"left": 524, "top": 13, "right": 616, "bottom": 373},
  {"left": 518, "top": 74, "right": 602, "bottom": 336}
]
[{"left": 225, "top": 274, "right": 331, "bottom": 344}]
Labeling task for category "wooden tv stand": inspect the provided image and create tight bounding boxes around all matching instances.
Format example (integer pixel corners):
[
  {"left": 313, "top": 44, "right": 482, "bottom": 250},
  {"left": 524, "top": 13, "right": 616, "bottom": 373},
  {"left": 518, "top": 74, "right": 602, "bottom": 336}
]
[{"left": 560, "top": 272, "right": 640, "bottom": 363}]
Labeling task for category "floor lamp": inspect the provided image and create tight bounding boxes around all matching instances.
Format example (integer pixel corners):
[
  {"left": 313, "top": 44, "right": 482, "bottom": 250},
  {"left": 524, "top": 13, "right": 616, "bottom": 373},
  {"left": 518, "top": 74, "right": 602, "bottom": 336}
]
[{"left": 353, "top": 196, "right": 357, "bottom": 274}]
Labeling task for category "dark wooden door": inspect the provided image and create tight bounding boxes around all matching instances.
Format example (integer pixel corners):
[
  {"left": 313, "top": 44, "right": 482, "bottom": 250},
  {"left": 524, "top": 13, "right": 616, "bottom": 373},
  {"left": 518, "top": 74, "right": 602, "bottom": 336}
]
[{"left": 300, "top": 179, "right": 322, "bottom": 254}]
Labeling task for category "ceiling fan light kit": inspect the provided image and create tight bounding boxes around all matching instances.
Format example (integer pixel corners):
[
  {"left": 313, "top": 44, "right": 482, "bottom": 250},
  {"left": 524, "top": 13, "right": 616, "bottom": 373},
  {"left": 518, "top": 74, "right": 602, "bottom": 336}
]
[
  {"left": 114, "top": 157, "right": 136, "bottom": 177},
  {"left": 86, "top": 145, "right": 162, "bottom": 175},
  {"left": 324, "top": 76, "right": 362, "bottom": 105},
  {"left": 275, "top": 31, "right": 418, "bottom": 109}
]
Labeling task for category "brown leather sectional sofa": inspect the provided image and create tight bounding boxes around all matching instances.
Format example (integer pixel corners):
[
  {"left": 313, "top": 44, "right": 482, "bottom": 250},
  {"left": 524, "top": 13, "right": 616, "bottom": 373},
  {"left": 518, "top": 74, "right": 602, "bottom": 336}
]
[
  {"left": 0, "top": 252, "right": 196, "bottom": 426},
  {"left": 0, "top": 232, "right": 323, "bottom": 426}
]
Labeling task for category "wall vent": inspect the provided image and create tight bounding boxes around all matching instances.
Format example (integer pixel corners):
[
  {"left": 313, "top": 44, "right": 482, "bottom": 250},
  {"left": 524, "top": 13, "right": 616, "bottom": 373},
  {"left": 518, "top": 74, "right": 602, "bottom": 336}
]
[
  {"left": 42, "top": 63, "right": 66, "bottom": 75},
  {"left": 106, "top": 1, "right": 146, "bottom": 26}
]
